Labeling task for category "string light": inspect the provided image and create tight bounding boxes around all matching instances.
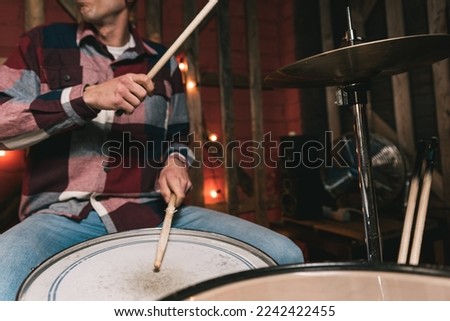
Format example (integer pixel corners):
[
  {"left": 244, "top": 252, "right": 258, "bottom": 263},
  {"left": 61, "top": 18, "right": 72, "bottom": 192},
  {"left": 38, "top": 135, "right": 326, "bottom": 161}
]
[
  {"left": 176, "top": 54, "right": 188, "bottom": 84},
  {"left": 210, "top": 189, "right": 221, "bottom": 199},
  {"left": 208, "top": 133, "right": 218, "bottom": 142},
  {"left": 178, "top": 61, "right": 188, "bottom": 73},
  {"left": 186, "top": 79, "right": 197, "bottom": 90},
  {"left": 176, "top": 55, "right": 197, "bottom": 90}
]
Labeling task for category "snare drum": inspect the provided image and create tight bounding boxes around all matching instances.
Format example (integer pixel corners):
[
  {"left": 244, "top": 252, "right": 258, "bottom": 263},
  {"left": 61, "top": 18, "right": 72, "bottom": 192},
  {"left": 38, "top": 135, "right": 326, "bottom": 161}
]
[
  {"left": 17, "top": 228, "right": 275, "bottom": 300},
  {"left": 163, "top": 262, "right": 450, "bottom": 300}
]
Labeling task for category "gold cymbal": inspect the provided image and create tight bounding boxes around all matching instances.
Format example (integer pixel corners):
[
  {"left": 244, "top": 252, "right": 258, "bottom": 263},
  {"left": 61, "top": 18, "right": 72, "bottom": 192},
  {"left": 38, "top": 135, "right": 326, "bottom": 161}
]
[{"left": 265, "top": 34, "right": 450, "bottom": 88}]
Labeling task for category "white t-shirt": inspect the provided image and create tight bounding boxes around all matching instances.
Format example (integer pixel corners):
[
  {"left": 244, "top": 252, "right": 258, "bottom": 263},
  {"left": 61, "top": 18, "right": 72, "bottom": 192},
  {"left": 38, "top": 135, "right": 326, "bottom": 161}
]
[{"left": 107, "top": 36, "right": 136, "bottom": 60}]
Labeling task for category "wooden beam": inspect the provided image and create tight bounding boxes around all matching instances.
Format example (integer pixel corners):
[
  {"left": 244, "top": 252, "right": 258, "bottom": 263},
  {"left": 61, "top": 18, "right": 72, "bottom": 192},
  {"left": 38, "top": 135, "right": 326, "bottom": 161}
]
[
  {"left": 58, "top": 0, "right": 77, "bottom": 21},
  {"left": 319, "top": 0, "right": 341, "bottom": 137},
  {"left": 183, "top": 0, "right": 204, "bottom": 207},
  {"left": 385, "top": 0, "right": 416, "bottom": 157},
  {"left": 146, "top": 0, "right": 162, "bottom": 42},
  {"left": 245, "top": 0, "right": 267, "bottom": 227},
  {"left": 200, "top": 138, "right": 254, "bottom": 197},
  {"left": 217, "top": 0, "right": 238, "bottom": 215},
  {"left": 199, "top": 71, "right": 273, "bottom": 89},
  {"left": 25, "top": 0, "right": 45, "bottom": 30},
  {"left": 427, "top": 0, "right": 450, "bottom": 206},
  {"left": 356, "top": 0, "right": 378, "bottom": 22},
  {"left": 350, "top": 1, "right": 367, "bottom": 38}
]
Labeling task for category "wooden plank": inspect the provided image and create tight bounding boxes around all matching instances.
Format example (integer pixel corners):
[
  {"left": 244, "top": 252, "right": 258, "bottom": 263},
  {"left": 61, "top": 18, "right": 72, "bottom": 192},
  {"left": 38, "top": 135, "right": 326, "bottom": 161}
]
[
  {"left": 319, "top": 0, "right": 341, "bottom": 137},
  {"left": 146, "top": 0, "right": 162, "bottom": 42},
  {"left": 58, "top": 0, "right": 77, "bottom": 21},
  {"left": 244, "top": 0, "right": 267, "bottom": 227},
  {"left": 199, "top": 71, "right": 272, "bottom": 89},
  {"left": 356, "top": 0, "right": 378, "bottom": 22},
  {"left": 183, "top": 0, "right": 204, "bottom": 207},
  {"left": 25, "top": 0, "right": 45, "bottom": 30},
  {"left": 427, "top": 0, "right": 450, "bottom": 206},
  {"left": 350, "top": 1, "right": 367, "bottom": 39},
  {"left": 385, "top": 0, "right": 416, "bottom": 157},
  {"left": 217, "top": 0, "right": 238, "bottom": 215}
]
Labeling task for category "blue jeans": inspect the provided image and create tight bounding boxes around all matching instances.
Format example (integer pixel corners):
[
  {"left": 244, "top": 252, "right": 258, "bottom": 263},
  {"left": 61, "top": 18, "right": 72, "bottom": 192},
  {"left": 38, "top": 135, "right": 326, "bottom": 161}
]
[{"left": 0, "top": 206, "right": 303, "bottom": 300}]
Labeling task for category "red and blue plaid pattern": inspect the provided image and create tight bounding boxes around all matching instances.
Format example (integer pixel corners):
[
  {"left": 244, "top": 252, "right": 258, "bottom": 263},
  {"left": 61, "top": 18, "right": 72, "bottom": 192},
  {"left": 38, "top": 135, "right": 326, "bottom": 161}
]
[{"left": 0, "top": 23, "right": 192, "bottom": 232}]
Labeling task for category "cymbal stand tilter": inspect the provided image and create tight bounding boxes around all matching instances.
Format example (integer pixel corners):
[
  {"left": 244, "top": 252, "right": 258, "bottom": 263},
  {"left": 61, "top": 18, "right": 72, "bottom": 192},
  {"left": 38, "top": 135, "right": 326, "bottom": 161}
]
[{"left": 335, "top": 6, "right": 382, "bottom": 262}]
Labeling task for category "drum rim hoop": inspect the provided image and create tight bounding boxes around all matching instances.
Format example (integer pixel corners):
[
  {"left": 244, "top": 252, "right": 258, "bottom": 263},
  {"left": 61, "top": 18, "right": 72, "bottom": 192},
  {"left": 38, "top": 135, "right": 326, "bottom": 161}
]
[
  {"left": 162, "top": 261, "right": 450, "bottom": 301},
  {"left": 16, "top": 228, "right": 276, "bottom": 300}
]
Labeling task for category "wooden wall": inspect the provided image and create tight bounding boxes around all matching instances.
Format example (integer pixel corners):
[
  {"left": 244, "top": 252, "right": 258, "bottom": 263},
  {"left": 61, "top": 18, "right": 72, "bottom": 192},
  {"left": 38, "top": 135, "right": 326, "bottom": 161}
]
[
  {"left": 0, "top": 0, "right": 300, "bottom": 229},
  {"left": 1, "top": 1, "right": 449, "bottom": 257}
]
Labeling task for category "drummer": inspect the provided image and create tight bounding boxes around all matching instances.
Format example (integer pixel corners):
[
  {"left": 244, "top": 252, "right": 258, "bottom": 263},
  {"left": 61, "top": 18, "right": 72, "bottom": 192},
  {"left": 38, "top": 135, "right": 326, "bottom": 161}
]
[{"left": 0, "top": 0, "right": 303, "bottom": 300}]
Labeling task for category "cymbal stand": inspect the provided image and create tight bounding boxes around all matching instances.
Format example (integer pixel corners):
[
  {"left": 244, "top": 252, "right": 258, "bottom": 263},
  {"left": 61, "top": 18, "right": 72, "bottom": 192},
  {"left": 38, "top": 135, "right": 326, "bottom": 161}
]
[{"left": 335, "top": 5, "right": 383, "bottom": 262}]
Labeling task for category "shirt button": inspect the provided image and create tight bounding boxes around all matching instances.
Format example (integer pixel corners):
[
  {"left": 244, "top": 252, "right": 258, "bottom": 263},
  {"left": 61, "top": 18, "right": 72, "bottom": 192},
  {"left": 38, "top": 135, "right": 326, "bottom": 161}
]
[{"left": 63, "top": 74, "right": 71, "bottom": 82}]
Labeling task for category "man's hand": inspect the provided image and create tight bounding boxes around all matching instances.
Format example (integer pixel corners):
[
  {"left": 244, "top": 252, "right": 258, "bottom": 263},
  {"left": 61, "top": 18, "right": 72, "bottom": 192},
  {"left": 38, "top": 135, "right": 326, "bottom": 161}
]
[
  {"left": 158, "top": 155, "right": 192, "bottom": 207},
  {"left": 83, "top": 73, "right": 154, "bottom": 114}
]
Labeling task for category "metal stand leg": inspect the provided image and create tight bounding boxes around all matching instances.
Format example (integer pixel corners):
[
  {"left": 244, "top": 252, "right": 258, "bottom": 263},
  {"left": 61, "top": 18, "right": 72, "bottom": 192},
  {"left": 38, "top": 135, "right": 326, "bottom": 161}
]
[{"left": 338, "top": 84, "right": 383, "bottom": 262}]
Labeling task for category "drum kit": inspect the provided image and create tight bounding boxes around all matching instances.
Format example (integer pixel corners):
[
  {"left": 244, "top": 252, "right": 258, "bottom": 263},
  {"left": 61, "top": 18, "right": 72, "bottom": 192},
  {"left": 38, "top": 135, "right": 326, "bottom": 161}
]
[{"left": 16, "top": 5, "right": 450, "bottom": 301}]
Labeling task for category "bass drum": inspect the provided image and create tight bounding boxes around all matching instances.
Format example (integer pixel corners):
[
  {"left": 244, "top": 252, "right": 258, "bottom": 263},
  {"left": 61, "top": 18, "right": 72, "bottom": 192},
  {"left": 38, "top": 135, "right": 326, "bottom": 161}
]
[
  {"left": 17, "top": 228, "right": 275, "bottom": 300},
  {"left": 163, "top": 262, "right": 450, "bottom": 300}
]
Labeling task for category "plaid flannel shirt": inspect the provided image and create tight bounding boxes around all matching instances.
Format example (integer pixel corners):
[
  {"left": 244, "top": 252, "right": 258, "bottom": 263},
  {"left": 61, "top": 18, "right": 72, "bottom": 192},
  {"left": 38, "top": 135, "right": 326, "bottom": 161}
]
[{"left": 0, "top": 23, "right": 193, "bottom": 232}]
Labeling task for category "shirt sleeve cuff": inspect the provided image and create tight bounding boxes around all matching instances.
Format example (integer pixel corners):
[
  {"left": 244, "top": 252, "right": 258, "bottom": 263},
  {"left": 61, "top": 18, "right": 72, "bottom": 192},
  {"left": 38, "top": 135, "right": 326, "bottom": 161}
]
[
  {"left": 61, "top": 84, "right": 100, "bottom": 124},
  {"left": 166, "top": 145, "right": 195, "bottom": 168}
]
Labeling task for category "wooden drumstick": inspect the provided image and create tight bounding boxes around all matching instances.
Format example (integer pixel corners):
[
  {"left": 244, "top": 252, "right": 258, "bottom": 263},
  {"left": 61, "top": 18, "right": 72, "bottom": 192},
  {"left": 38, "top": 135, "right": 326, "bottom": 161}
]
[
  {"left": 397, "top": 141, "right": 426, "bottom": 264},
  {"left": 147, "top": 0, "right": 218, "bottom": 79},
  {"left": 154, "top": 193, "right": 177, "bottom": 272},
  {"left": 116, "top": 0, "right": 218, "bottom": 116},
  {"left": 409, "top": 138, "right": 438, "bottom": 265}
]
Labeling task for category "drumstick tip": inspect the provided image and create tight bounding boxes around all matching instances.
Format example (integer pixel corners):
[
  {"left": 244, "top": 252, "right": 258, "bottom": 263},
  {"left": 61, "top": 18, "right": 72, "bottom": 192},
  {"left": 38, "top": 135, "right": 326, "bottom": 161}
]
[{"left": 153, "top": 263, "right": 161, "bottom": 272}]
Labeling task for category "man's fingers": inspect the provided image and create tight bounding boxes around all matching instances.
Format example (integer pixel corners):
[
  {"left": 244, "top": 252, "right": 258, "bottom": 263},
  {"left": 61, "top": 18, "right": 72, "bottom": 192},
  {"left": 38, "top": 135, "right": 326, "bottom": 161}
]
[
  {"left": 132, "top": 74, "right": 154, "bottom": 95},
  {"left": 161, "top": 176, "right": 190, "bottom": 207},
  {"left": 185, "top": 184, "right": 193, "bottom": 194},
  {"left": 167, "top": 180, "right": 185, "bottom": 207},
  {"left": 84, "top": 73, "right": 153, "bottom": 114}
]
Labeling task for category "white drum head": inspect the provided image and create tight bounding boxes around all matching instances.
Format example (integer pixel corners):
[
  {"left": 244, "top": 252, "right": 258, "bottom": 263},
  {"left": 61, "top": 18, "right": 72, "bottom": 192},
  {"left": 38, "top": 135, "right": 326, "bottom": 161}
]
[
  {"left": 17, "top": 228, "right": 275, "bottom": 301},
  {"left": 164, "top": 263, "right": 450, "bottom": 301}
]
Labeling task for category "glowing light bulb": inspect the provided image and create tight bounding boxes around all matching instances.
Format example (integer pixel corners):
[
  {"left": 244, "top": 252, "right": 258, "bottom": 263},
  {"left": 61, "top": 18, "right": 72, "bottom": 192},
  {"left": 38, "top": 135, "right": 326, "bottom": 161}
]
[
  {"left": 0, "top": 150, "right": 5, "bottom": 157},
  {"left": 210, "top": 190, "right": 219, "bottom": 199},
  {"left": 178, "top": 61, "right": 187, "bottom": 72},
  {"left": 186, "top": 80, "right": 196, "bottom": 90},
  {"left": 208, "top": 133, "right": 218, "bottom": 142}
]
